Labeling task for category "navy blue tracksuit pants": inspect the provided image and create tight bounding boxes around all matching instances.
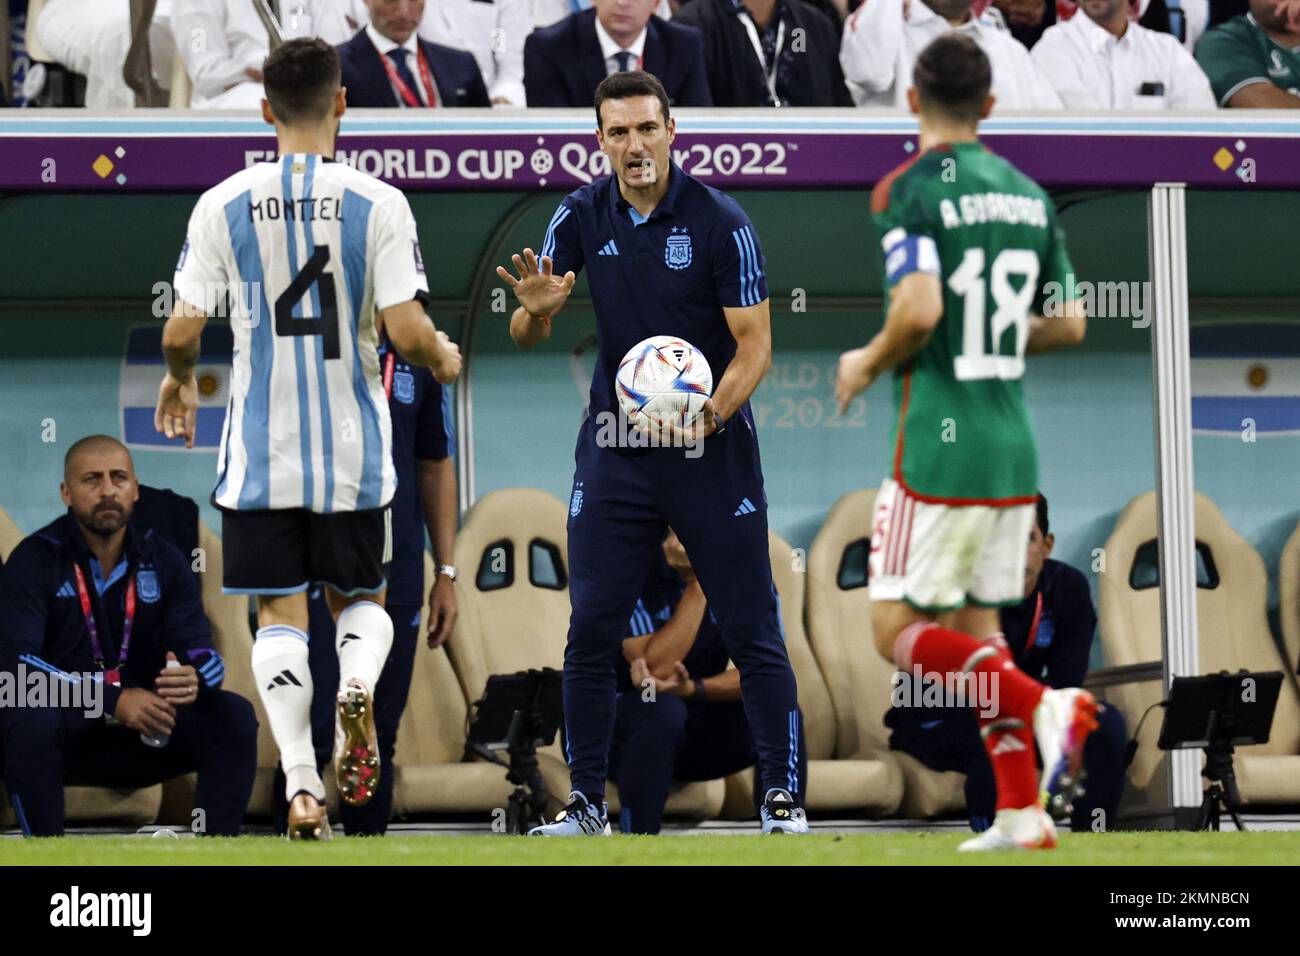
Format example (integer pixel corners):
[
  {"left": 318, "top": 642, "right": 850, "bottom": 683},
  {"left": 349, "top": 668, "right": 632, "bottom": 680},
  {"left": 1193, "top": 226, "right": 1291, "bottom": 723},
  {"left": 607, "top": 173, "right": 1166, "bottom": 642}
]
[
  {"left": 608, "top": 692, "right": 808, "bottom": 834},
  {"left": 564, "top": 411, "right": 801, "bottom": 802},
  {"left": 272, "top": 595, "right": 421, "bottom": 836},
  {"left": 2, "top": 690, "right": 257, "bottom": 837}
]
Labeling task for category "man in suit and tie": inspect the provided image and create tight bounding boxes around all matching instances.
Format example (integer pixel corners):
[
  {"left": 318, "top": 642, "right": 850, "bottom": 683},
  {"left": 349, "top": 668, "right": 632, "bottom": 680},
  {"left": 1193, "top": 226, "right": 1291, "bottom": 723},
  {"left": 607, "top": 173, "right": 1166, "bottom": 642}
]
[
  {"left": 524, "top": 0, "right": 712, "bottom": 106},
  {"left": 338, "top": 0, "right": 490, "bottom": 107}
]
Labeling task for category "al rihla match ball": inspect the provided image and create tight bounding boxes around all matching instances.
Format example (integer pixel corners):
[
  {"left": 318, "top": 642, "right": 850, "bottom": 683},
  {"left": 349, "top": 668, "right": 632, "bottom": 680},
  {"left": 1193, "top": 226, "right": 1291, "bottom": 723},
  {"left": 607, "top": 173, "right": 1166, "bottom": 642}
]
[{"left": 615, "top": 335, "right": 713, "bottom": 431}]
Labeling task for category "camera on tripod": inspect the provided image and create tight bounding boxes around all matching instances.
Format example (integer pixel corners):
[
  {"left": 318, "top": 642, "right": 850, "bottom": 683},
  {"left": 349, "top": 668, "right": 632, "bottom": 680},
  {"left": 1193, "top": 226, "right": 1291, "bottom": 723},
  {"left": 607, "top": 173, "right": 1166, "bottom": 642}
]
[
  {"left": 1157, "top": 669, "right": 1282, "bottom": 831},
  {"left": 465, "top": 668, "right": 564, "bottom": 834}
]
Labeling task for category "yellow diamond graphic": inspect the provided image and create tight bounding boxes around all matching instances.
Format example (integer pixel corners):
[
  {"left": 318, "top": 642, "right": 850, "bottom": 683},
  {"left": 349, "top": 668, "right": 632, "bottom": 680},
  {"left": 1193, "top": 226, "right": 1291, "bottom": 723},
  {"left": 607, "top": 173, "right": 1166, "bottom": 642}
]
[
  {"left": 1212, "top": 147, "right": 1234, "bottom": 171},
  {"left": 92, "top": 155, "right": 115, "bottom": 178}
]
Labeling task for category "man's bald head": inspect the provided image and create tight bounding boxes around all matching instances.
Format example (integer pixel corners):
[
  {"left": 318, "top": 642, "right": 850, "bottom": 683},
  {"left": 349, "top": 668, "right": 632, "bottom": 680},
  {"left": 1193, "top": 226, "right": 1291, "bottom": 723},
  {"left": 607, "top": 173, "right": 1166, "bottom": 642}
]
[
  {"left": 64, "top": 435, "right": 133, "bottom": 480},
  {"left": 61, "top": 435, "right": 139, "bottom": 539}
]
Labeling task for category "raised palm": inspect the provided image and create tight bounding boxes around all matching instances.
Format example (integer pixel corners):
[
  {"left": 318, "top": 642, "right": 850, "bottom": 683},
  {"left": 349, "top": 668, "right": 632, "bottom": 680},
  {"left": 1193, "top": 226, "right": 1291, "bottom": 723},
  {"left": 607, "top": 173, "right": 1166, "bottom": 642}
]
[{"left": 496, "top": 248, "right": 576, "bottom": 319}]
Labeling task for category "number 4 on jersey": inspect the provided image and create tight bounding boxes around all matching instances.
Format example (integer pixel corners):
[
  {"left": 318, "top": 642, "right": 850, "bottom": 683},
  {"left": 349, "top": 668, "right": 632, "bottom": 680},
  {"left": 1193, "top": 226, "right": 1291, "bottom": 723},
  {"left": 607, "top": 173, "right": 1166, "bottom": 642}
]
[{"left": 275, "top": 246, "right": 340, "bottom": 360}]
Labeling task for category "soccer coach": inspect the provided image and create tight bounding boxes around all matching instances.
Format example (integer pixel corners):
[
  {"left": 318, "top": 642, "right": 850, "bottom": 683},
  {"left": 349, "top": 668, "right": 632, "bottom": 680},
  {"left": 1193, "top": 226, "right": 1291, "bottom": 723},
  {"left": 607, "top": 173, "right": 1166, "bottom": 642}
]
[{"left": 497, "top": 71, "right": 806, "bottom": 835}]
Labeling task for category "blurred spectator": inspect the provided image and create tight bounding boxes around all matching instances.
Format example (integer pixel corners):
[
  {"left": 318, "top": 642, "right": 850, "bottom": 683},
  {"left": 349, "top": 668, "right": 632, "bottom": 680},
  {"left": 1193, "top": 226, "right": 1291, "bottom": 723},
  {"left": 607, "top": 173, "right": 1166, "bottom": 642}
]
[
  {"left": 674, "top": 0, "right": 853, "bottom": 105},
  {"left": 990, "top": 0, "right": 1053, "bottom": 47},
  {"left": 339, "top": 0, "right": 489, "bottom": 106},
  {"left": 523, "top": 0, "right": 711, "bottom": 107},
  {"left": 532, "top": 0, "right": 673, "bottom": 27},
  {"left": 1195, "top": 0, "right": 1300, "bottom": 106},
  {"left": 0, "top": 436, "right": 257, "bottom": 837},
  {"left": 840, "top": 0, "right": 1063, "bottom": 109},
  {"left": 347, "top": 0, "right": 531, "bottom": 105},
  {"left": 609, "top": 531, "right": 807, "bottom": 834},
  {"left": 35, "top": 0, "right": 175, "bottom": 109},
  {"left": 1057, "top": 0, "right": 1213, "bottom": 49},
  {"left": 172, "top": 0, "right": 353, "bottom": 109},
  {"left": 886, "top": 494, "right": 1129, "bottom": 834},
  {"left": 420, "top": 0, "right": 532, "bottom": 104},
  {"left": 1032, "top": 0, "right": 1216, "bottom": 107}
]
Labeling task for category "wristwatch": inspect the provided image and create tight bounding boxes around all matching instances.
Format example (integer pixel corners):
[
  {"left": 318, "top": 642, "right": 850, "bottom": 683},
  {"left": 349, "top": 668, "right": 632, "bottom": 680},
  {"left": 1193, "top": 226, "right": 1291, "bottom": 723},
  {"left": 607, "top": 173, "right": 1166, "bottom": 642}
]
[{"left": 436, "top": 564, "right": 458, "bottom": 583}]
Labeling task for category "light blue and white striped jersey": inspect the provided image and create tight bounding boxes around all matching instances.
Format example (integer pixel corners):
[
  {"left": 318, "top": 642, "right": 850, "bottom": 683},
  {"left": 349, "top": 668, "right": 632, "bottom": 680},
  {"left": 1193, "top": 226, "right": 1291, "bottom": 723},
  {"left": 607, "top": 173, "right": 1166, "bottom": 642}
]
[{"left": 174, "top": 153, "right": 428, "bottom": 513}]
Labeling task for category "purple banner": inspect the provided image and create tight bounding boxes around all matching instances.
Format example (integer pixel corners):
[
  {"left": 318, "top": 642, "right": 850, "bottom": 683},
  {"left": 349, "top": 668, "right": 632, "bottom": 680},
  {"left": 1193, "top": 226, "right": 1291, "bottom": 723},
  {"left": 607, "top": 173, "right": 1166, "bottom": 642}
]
[{"left": 1, "top": 112, "right": 1295, "bottom": 192}]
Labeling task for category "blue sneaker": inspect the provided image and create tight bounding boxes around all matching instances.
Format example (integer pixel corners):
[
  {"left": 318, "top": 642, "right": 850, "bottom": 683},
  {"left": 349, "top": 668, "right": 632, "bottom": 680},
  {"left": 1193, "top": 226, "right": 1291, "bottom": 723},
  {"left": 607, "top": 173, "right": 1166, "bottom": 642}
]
[
  {"left": 760, "top": 788, "right": 809, "bottom": 834},
  {"left": 528, "top": 791, "right": 611, "bottom": 836}
]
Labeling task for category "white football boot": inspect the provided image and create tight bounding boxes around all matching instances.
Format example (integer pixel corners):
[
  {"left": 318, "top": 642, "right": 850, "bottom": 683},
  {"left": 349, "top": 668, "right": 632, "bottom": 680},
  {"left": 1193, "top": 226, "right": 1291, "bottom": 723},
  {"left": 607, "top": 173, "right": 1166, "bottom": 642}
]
[
  {"left": 957, "top": 807, "right": 1057, "bottom": 852},
  {"left": 1034, "top": 688, "right": 1101, "bottom": 818}
]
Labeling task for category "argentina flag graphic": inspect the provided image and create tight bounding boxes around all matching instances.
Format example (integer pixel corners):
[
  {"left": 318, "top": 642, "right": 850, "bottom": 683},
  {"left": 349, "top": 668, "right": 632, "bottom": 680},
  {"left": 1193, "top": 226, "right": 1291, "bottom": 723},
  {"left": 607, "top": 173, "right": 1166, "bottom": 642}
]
[
  {"left": 119, "top": 324, "right": 233, "bottom": 450},
  {"left": 1191, "top": 322, "right": 1300, "bottom": 437}
]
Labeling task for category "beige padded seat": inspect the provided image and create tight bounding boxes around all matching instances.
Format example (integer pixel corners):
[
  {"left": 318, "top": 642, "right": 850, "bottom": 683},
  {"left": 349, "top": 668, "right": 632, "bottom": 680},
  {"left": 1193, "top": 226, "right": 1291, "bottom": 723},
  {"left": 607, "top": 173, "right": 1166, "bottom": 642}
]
[
  {"left": 0, "top": 506, "right": 161, "bottom": 829},
  {"left": 807, "top": 489, "right": 965, "bottom": 818},
  {"left": 187, "top": 521, "right": 280, "bottom": 817},
  {"left": 1280, "top": 520, "right": 1300, "bottom": 688},
  {"left": 391, "top": 552, "right": 524, "bottom": 815},
  {"left": 445, "top": 488, "right": 723, "bottom": 821},
  {"left": 1098, "top": 492, "right": 1300, "bottom": 811},
  {"left": 723, "top": 530, "right": 904, "bottom": 818}
]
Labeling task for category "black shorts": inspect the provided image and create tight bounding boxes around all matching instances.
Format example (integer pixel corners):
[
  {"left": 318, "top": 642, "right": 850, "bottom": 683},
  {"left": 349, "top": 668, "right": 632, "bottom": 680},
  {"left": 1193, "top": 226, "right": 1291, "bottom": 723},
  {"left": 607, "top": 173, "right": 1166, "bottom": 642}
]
[{"left": 220, "top": 506, "right": 392, "bottom": 596}]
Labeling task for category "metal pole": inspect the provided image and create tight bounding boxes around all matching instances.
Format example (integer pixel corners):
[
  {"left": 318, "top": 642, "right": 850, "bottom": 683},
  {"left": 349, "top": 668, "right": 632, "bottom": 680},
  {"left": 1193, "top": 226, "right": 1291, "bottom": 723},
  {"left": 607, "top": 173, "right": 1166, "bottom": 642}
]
[{"left": 1147, "top": 182, "right": 1202, "bottom": 818}]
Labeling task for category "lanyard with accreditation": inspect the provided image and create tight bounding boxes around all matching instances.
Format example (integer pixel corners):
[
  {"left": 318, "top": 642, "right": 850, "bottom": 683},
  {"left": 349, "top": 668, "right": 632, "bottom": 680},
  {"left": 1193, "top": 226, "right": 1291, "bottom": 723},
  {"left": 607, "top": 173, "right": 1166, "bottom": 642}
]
[
  {"left": 738, "top": 12, "right": 786, "bottom": 107},
  {"left": 376, "top": 44, "right": 439, "bottom": 108},
  {"left": 74, "top": 562, "right": 136, "bottom": 685}
]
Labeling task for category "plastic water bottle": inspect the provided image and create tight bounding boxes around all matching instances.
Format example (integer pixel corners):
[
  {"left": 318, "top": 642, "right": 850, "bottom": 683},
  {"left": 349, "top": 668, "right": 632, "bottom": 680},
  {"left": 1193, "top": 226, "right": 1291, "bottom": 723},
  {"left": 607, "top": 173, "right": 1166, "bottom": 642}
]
[{"left": 141, "top": 658, "right": 181, "bottom": 748}]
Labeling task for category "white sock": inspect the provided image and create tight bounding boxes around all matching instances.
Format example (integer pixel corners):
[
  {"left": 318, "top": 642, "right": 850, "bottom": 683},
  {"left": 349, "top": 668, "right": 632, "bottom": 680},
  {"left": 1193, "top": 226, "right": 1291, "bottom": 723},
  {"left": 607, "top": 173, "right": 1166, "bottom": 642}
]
[
  {"left": 335, "top": 601, "right": 394, "bottom": 696},
  {"left": 251, "top": 626, "right": 324, "bottom": 802}
]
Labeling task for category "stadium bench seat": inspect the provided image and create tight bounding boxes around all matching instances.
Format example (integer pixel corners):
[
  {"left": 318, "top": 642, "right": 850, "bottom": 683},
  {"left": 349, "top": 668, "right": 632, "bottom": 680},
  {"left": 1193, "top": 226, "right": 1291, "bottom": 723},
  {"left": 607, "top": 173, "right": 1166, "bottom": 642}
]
[
  {"left": 1098, "top": 491, "right": 1300, "bottom": 814},
  {"left": 1280, "top": 519, "right": 1300, "bottom": 684},
  {"left": 0, "top": 505, "right": 162, "bottom": 831},
  {"left": 179, "top": 520, "right": 281, "bottom": 819},
  {"left": 806, "top": 489, "right": 963, "bottom": 819},
  {"left": 444, "top": 488, "right": 724, "bottom": 822},
  {"left": 390, "top": 551, "right": 524, "bottom": 816},
  {"left": 721, "top": 529, "right": 904, "bottom": 819}
]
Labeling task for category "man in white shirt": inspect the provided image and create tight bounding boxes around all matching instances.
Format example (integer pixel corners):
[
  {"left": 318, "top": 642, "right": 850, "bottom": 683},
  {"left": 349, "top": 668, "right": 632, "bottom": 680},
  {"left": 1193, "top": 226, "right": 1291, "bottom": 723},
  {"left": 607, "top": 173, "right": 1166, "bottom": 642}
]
[
  {"left": 36, "top": 0, "right": 175, "bottom": 109},
  {"left": 172, "top": 0, "right": 354, "bottom": 109},
  {"left": 1032, "top": 0, "right": 1216, "bottom": 107},
  {"left": 420, "top": 0, "right": 532, "bottom": 105},
  {"left": 839, "top": 0, "right": 1063, "bottom": 109}
]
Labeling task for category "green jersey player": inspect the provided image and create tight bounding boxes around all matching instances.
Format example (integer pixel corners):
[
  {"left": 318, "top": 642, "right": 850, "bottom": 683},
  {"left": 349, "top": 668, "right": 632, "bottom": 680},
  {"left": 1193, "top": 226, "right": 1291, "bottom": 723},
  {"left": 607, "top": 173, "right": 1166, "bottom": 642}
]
[{"left": 834, "top": 33, "right": 1097, "bottom": 852}]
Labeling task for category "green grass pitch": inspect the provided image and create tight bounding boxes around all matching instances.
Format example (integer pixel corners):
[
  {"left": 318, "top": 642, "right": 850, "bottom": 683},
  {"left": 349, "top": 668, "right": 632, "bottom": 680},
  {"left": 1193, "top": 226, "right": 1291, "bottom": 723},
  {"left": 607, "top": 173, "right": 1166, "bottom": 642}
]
[{"left": 3, "top": 831, "right": 1297, "bottom": 866}]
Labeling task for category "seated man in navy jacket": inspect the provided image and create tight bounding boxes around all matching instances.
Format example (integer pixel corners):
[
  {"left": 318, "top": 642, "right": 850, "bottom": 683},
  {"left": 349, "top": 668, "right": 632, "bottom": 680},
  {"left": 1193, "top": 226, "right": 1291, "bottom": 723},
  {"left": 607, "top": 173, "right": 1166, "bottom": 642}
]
[
  {"left": 0, "top": 435, "right": 257, "bottom": 837},
  {"left": 608, "top": 531, "right": 806, "bottom": 834},
  {"left": 887, "top": 493, "right": 1129, "bottom": 832},
  {"left": 338, "top": 0, "right": 489, "bottom": 107},
  {"left": 524, "top": 0, "right": 712, "bottom": 107}
]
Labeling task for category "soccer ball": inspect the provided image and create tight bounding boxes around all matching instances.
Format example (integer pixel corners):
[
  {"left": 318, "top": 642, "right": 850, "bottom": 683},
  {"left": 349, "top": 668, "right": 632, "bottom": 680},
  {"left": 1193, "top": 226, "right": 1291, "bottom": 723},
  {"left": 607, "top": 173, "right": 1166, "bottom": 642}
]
[{"left": 615, "top": 335, "right": 713, "bottom": 432}]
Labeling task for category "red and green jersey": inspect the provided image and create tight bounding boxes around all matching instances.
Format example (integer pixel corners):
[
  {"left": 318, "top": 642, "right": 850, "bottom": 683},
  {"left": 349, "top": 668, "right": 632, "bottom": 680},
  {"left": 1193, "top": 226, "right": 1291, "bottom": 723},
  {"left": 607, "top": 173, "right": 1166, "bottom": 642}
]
[{"left": 871, "top": 141, "right": 1074, "bottom": 505}]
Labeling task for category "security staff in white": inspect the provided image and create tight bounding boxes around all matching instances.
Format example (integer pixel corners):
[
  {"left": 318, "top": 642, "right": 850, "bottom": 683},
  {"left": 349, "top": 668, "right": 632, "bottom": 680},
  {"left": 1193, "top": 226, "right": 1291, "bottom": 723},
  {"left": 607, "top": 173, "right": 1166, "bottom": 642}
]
[
  {"left": 839, "top": 0, "right": 1063, "bottom": 109},
  {"left": 1031, "top": 0, "right": 1215, "bottom": 109},
  {"left": 171, "top": 0, "right": 355, "bottom": 109},
  {"left": 35, "top": 0, "right": 175, "bottom": 109}
]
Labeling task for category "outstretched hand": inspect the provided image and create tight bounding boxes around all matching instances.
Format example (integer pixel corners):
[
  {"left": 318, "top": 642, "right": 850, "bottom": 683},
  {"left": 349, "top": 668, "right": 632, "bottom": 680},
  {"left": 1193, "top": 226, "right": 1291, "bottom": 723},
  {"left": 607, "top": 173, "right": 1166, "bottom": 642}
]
[{"left": 496, "top": 248, "right": 575, "bottom": 321}]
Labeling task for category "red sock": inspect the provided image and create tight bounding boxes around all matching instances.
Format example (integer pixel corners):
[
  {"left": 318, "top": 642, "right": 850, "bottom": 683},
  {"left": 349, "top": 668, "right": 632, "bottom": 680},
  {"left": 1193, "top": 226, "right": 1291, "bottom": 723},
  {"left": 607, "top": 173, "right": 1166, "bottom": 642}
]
[
  {"left": 895, "top": 623, "right": 1047, "bottom": 812},
  {"left": 895, "top": 623, "right": 1046, "bottom": 722},
  {"left": 980, "top": 719, "right": 1039, "bottom": 810}
]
